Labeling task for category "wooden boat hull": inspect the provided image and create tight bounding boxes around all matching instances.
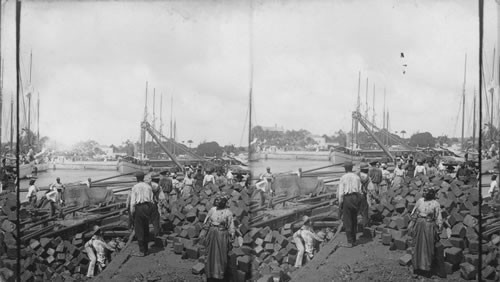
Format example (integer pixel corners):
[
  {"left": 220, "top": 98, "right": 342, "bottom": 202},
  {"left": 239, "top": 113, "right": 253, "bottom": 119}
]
[
  {"left": 329, "top": 150, "right": 363, "bottom": 164},
  {"left": 249, "top": 152, "right": 261, "bottom": 162},
  {"left": 117, "top": 160, "right": 151, "bottom": 174},
  {"left": 19, "top": 163, "right": 34, "bottom": 179},
  {"left": 34, "top": 163, "right": 49, "bottom": 173}
]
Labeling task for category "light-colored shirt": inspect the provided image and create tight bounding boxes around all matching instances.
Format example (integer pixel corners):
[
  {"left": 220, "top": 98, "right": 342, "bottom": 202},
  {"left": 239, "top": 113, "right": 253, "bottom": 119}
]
[
  {"left": 489, "top": 180, "right": 498, "bottom": 194},
  {"left": 204, "top": 207, "right": 235, "bottom": 236},
  {"left": 411, "top": 197, "right": 443, "bottom": 228},
  {"left": 203, "top": 174, "right": 215, "bottom": 186},
  {"left": 85, "top": 235, "right": 115, "bottom": 264},
  {"left": 393, "top": 167, "right": 404, "bottom": 177},
  {"left": 414, "top": 165, "right": 426, "bottom": 177},
  {"left": 293, "top": 226, "right": 323, "bottom": 254},
  {"left": 26, "top": 185, "right": 39, "bottom": 199},
  {"left": 129, "top": 182, "right": 154, "bottom": 213},
  {"left": 226, "top": 171, "right": 233, "bottom": 180},
  {"left": 337, "top": 172, "right": 362, "bottom": 205}
]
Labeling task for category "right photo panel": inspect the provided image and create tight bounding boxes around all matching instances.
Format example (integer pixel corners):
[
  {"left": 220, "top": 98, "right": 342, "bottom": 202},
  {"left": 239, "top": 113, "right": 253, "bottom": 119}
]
[
  {"left": 248, "top": 0, "right": 484, "bottom": 281},
  {"left": 480, "top": 0, "right": 500, "bottom": 281}
]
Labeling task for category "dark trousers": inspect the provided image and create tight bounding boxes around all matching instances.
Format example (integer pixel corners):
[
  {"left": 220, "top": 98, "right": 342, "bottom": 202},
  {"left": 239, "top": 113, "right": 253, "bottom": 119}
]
[
  {"left": 151, "top": 203, "right": 161, "bottom": 237},
  {"left": 342, "top": 193, "right": 362, "bottom": 244},
  {"left": 134, "top": 203, "right": 154, "bottom": 253},
  {"left": 359, "top": 193, "right": 369, "bottom": 226}
]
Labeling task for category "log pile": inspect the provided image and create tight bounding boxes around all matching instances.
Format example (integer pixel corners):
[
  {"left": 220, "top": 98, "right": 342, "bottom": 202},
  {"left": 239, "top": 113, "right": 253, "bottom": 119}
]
[{"left": 369, "top": 175, "right": 480, "bottom": 280}]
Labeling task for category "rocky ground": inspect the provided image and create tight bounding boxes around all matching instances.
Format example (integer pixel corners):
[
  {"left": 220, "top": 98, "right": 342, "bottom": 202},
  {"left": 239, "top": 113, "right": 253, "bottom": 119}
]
[
  {"left": 291, "top": 231, "right": 467, "bottom": 282},
  {"left": 94, "top": 241, "right": 204, "bottom": 282}
]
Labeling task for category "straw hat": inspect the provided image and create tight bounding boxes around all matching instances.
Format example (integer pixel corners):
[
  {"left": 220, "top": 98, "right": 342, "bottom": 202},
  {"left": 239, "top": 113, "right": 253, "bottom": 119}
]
[{"left": 91, "top": 225, "right": 101, "bottom": 235}]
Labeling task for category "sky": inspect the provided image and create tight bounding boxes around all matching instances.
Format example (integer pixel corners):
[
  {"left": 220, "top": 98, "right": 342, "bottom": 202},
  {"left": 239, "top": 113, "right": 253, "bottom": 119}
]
[{"left": 0, "top": 0, "right": 497, "bottom": 149}]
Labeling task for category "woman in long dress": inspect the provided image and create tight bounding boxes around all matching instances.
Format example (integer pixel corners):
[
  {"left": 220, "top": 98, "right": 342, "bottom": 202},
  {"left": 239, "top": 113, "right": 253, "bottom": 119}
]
[
  {"left": 410, "top": 187, "right": 442, "bottom": 275},
  {"left": 204, "top": 195, "right": 235, "bottom": 281},
  {"left": 391, "top": 163, "right": 405, "bottom": 189}
]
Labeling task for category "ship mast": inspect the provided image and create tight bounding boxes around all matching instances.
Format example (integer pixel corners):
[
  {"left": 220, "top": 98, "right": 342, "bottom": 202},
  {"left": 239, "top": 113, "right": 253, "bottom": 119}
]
[
  {"left": 473, "top": 88, "right": 476, "bottom": 148},
  {"left": 353, "top": 71, "right": 361, "bottom": 150},
  {"left": 461, "top": 54, "right": 466, "bottom": 150},
  {"left": 141, "top": 81, "right": 148, "bottom": 160},
  {"left": 248, "top": 0, "right": 254, "bottom": 158}
]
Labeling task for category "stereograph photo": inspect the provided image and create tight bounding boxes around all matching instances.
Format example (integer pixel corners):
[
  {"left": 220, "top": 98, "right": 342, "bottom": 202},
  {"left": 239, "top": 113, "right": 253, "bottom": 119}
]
[{"left": 0, "top": 0, "right": 498, "bottom": 282}]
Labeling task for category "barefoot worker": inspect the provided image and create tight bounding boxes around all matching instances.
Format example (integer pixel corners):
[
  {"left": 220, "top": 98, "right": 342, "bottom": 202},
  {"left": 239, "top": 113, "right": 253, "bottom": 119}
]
[{"left": 337, "top": 161, "right": 363, "bottom": 248}]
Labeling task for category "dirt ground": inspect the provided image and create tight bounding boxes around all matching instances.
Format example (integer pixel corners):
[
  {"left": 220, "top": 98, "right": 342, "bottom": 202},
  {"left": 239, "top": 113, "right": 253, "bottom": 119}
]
[
  {"left": 95, "top": 241, "right": 205, "bottom": 282},
  {"left": 290, "top": 231, "right": 467, "bottom": 282}
]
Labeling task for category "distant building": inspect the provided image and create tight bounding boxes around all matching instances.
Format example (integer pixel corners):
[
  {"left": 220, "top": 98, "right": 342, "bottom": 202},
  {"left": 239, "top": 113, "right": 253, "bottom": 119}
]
[
  {"left": 261, "top": 124, "right": 285, "bottom": 133},
  {"left": 311, "top": 135, "right": 327, "bottom": 148}
]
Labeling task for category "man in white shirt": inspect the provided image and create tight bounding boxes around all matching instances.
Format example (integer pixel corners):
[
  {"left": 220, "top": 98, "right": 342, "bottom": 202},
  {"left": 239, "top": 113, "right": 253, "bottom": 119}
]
[
  {"left": 337, "top": 161, "right": 362, "bottom": 248},
  {"left": 489, "top": 175, "right": 498, "bottom": 201},
  {"left": 129, "top": 171, "right": 155, "bottom": 256},
  {"left": 26, "top": 179, "right": 39, "bottom": 208},
  {"left": 293, "top": 216, "right": 324, "bottom": 267}
]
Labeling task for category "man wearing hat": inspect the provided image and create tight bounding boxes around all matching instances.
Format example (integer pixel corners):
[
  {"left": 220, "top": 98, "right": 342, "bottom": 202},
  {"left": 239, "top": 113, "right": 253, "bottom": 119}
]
[
  {"left": 129, "top": 171, "right": 155, "bottom": 256},
  {"left": 26, "top": 178, "right": 40, "bottom": 208},
  {"left": 292, "top": 215, "right": 324, "bottom": 267},
  {"left": 337, "top": 161, "right": 363, "bottom": 248},
  {"left": 85, "top": 225, "right": 116, "bottom": 277}
]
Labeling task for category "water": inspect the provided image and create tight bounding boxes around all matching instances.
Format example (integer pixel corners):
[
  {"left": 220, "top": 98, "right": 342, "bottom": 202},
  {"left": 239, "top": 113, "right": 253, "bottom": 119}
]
[
  {"left": 250, "top": 159, "right": 343, "bottom": 177},
  {"left": 19, "top": 169, "right": 132, "bottom": 202}
]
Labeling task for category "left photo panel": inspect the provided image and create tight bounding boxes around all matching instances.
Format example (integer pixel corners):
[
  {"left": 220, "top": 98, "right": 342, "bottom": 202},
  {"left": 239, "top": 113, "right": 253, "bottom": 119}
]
[{"left": 2, "top": 1, "right": 253, "bottom": 281}]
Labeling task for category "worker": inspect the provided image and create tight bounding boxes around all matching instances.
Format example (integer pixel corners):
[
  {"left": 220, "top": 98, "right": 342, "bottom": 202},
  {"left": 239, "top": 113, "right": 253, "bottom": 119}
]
[
  {"left": 404, "top": 159, "right": 416, "bottom": 179},
  {"left": 26, "top": 179, "right": 40, "bottom": 208},
  {"left": 84, "top": 225, "right": 116, "bottom": 278},
  {"left": 181, "top": 172, "right": 194, "bottom": 198},
  {"left": 203, "top": 195, "right": 235, "bottom": 281},
  {"left": 261, "top": 167, "right": 275, "bottom": 207},
  {"left": 226, "top": 168, "right": 234, "bottom": 185},
  {"left": 456, "top": 163, "right": 471, "bottom": 184},
  {"left": 171, "top": 173, "right": 181, "bottom": 202},
  {"left": 81, "top": 178, "right": 92, "bottom": 188},
  {"left": 414, "top": 160, "right": 427, "bottom": 177},
  {"left": 358, "top": 163, "right": 374, "bottom": 227},
  {"left": 489, "top": 175, "right": 499, "bottom": 201},
  {"left": 292, "top": 215, "right": 324, "bottom": 267},
  {"left": 159, "top": 171, "right": 172, "bottom": 203},
  {"left": 151, "top": 178, "right": 163, "bottom": 234},
  {"left": 49, "top": 177, "right": 66, "bottom": 207},
  {"left": 368, "top": 161, "right": 382, "bottom": 196},
  {"left": 337, "top": 161, "right": 363, "bottom": 248},
  {"left": 380, "top": 164, "right": 390, "bottom": 196},
  {"left": 409, "top": 187, "right": 442, "bottom": 276},
  {"left": 129, "top": 171, "right": 155, "bottom": 256},
  {"left": 45, "top": 189, "right": 62, "bottom": 217},
  {"left": 203, "top": 169, "right": 216, "bottom": 187},
  {"left": 194, "top": 168, "right": 204, "bottom": 188}
]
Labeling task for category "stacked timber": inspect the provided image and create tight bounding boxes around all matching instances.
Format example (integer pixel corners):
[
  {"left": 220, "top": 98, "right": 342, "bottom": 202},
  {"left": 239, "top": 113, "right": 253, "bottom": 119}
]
[
  {"left": 369, "top": 175, "right": 479, "bottom": 280},
  {"left": 0, "top": 192, "right": 129, "bottom": 281},
  {"left": 161, "top": 183, "right": 253, "bottom": 281}
]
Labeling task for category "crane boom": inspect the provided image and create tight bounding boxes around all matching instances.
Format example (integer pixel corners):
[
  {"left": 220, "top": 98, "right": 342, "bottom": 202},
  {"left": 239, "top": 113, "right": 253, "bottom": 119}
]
[
  {"left": 352, "top": 111, "right": 394, "bottom": 162},
  {"left": 141, "top": 121, "right": 184, "bottom": 172}
]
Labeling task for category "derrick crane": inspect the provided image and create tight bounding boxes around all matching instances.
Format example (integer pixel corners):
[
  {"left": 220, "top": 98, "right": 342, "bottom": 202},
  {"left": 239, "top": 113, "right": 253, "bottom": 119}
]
[
  {"left": 141, "top": 121, "right": 184, "bottom": 172},
  {"left": 352, "top": 111, "right": 395, "bottom": 162},
  {"left": 352, "top": 111, "right": 430, "bottom": 163}
]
